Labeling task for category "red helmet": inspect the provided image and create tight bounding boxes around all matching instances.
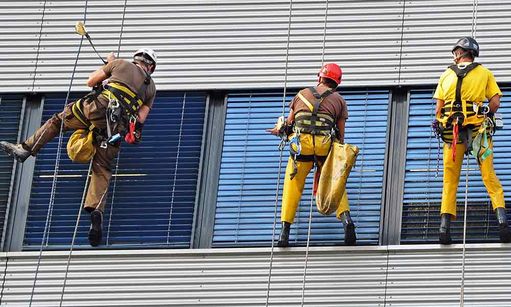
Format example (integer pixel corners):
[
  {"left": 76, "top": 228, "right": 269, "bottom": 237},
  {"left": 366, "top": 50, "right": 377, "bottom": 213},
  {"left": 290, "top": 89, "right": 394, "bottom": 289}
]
[{"left": 318, "top": 63, "right": 342, "bottom": 85}]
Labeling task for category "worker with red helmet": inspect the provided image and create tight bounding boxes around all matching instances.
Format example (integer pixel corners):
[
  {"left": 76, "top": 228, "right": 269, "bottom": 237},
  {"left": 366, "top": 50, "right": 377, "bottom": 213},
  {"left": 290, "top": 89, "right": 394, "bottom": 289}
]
[{"left": 267, "top": 63, "right": 355, "bottom": 247}]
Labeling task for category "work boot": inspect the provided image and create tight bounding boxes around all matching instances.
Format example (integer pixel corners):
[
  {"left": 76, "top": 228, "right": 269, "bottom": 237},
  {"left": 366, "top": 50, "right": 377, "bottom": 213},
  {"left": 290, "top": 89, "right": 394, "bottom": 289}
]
[
  {"left": 0, "top": 141, "right": 30, "bottom": 163},
  {"left": 439, "top": 213, "right": 452, "bottom": 245},
  {"left": 277, "top": 222, "right": 291, "bottom": 247},
  {"left": 88, "top": 210, "right": 103, "bottom": 247},
  {"left": 340, "top": 211, "right": 356, "bottom": 246},
  {"left": 495, "top": 207, "right": 511, "bottom": 243}
]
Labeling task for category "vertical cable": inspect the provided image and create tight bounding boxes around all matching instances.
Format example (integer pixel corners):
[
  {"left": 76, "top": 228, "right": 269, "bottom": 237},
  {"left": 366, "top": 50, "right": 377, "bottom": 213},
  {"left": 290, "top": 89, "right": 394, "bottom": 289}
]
[
  {"left": 265, "top": 0, "right": 293, "bottom": 305},
  {"left": 106, "top": 0, "right": 129, "bottom": 245},
  {"left": 300, "top": 1, "right": 329, "bottom": 305},
  {"left": 460, "top": 2, "right": 478, "bottom": 306},
  {"left": 166, "top": 93, "right": 186, "bottom": 244},
  {"left": 30, "top": 0, "right": 48, "bottom": 92},
  {"left": 28, "top": 1, "right": 88, "bottom": 305},
  {"left": 59, "top": 161, "right": 93, "bottom": 306}
]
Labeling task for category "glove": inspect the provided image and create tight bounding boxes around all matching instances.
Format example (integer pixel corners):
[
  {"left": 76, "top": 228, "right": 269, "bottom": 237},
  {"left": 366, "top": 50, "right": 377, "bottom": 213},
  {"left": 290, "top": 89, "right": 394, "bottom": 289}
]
[
  {"left": 431, "top": 119, "right": 442, "bottom": 138},
  {"left": 125, "top": 121, "right": 144, "bottom": 144}
]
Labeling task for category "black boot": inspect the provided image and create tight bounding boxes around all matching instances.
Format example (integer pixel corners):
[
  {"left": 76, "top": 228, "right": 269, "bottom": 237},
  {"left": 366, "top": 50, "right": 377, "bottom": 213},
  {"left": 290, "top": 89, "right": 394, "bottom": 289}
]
[
  {"left": 439, "top": 213, "right": 452, "bottom": 245},
  {"left": 0, "top": 141, "right": 31, "bottom": 163},
  {"left": 277, "top": 222, "right": 291, "bottom": 247},
  {"left": 340, "top": 211, "right": 356, "bottom": 246},
  {"left": 495, "top": 207, "right": 511, "bottom": 243},
  {"left": 88, "top": 210, "right": 103, "bottom": 247}
]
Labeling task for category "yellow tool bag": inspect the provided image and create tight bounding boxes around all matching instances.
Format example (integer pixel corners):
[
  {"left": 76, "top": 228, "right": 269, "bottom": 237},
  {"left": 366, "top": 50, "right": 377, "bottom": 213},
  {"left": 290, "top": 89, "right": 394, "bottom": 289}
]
[
  {"left": 67, "top": 128, "right": 96, "bottom": 163},
  {"left": 316, "top": 141, "right": 359, "bottom": 215}
]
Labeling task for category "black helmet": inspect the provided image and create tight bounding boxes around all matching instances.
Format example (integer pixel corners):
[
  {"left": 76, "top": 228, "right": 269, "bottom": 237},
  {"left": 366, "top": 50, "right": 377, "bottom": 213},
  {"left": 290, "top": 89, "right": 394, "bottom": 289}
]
[{"left": 452, "top": 37, "right": 479, "bottom": 57}]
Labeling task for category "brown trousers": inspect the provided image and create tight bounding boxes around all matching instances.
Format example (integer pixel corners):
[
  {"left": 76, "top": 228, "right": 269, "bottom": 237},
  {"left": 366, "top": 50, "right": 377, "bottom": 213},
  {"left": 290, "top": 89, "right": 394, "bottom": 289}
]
[{"left": 23, "top": 98, "right": 120, "bottom": 212}]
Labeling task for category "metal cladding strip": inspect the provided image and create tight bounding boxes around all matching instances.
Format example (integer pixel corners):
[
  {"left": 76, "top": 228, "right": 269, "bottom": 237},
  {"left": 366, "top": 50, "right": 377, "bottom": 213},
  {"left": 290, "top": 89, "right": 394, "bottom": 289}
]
[
  {"left": 385, "top": 245, "right": 511, "bottom": 306},
  {"left": 1, "top": 244, "right": 511, "bottom": 306},
  {"left": 1, "top": 246, "right": 387, "bottom": 306},
  {"left": 0, "top": 0, "right": 404, "bottom": 92},
  {"left": 399, "top": 1, "right": 511, "bottom": 86}
]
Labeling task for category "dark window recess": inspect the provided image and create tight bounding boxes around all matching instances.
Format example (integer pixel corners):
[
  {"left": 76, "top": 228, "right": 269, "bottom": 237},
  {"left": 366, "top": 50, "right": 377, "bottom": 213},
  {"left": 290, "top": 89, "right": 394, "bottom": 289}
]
[
  {"left": 23, "top": 92, "right": 206, "bottom": 249},
  {"left": 213, "top": 90, "right": 389, "bottom": 246},
  {"left": 0, "top": 95, "right": 23, "bottom": 247},
  {"left": 401, "top": 89, "right": 511, "bottom": 243}
]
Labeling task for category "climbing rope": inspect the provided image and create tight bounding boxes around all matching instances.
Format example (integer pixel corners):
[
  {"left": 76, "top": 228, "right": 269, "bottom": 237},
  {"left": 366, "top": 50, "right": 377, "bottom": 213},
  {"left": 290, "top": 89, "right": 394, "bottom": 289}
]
[
  {"left": 459, "top": 154, "right": 470, "bottom": 307},
  {"left": 300, "top": 1, "right": 330, "bottom": 305},
  {"left": 265, "top": 0, "right": 293, "bottom": 305},
  {"left": 459, "top": 2, "right": 478, "bottom": 306},
  {"left": 28, "top": 0, "right": 88, "bottom": 306},
  {"left": 166, "top": 93, "right": 187, "bottom": 244},
  {"left": 106, "top": 0, "right": 128, "bottom": 245},
  {"left": 60, "top": 0, "right": 129, "bottom": 303}
]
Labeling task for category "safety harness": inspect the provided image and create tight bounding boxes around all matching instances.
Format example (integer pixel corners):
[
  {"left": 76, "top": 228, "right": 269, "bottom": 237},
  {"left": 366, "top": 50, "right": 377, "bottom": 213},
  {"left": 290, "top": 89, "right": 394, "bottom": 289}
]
[
  {"left": 102, "top": 82, "right": 144, "bottom": 117},
  {"left": 71, "top": 69, "right": 151, "bottom": 147},
  {"left": 289, "top": 87, "right": 335, "bottom": 179},
  {"left": 437, "top": 62, "right": 483, "bottom": 161}
]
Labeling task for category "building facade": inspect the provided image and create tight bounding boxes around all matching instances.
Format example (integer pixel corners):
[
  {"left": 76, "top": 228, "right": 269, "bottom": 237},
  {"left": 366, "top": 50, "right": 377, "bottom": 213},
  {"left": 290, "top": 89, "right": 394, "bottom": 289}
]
[{"left": 1, "top": 0, "right": 511, "bottom": 306}]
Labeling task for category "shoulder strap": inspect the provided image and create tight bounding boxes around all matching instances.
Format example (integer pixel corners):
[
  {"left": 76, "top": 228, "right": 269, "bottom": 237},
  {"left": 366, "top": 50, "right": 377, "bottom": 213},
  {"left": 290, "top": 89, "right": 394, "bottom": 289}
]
[{"left": 448, "top": 62, "right": 480, "bottom": 103}]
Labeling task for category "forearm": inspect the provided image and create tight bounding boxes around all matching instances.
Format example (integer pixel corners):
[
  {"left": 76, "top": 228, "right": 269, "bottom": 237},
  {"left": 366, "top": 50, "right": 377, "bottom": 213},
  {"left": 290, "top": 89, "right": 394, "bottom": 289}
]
[
  {"left": 435, "top": 99, "right": 445, "bottom": 116},
  {"left": 336, "top": 118, "right": 346, "bottom": 143},
  {"left": 137, "top": 105, "right": 151, "bottom": 123},
  {"left": 488, "top": 94, "right": 501, "bottom": 113}
]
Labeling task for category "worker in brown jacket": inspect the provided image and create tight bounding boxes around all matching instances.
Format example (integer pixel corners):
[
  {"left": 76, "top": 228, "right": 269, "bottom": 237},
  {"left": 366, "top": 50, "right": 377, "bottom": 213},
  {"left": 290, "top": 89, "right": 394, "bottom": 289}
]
[{"left": 0, "top": 48, "right": 157, "bottom": 247}]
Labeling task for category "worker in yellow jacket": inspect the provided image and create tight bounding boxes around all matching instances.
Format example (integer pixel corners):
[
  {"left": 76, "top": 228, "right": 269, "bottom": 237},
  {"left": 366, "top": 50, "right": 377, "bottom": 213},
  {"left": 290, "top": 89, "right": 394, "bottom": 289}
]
[
  {"left": 434, "top": 37, "right": 511, "bottom": 244},
  {"left": 267, "top": 63, "right": 356, "bottom": 247}
]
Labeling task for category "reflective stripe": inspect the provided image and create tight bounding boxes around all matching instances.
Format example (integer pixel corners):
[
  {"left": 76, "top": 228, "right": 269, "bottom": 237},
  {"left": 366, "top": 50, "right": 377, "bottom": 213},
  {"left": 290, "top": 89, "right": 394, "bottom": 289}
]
[{"left": 297, "top": 92, "right": 315, "bottom": 112}]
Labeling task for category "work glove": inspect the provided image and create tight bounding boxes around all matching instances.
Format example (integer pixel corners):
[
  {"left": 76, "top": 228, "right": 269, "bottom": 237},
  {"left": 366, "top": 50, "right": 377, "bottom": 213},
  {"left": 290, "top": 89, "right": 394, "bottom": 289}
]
[
  {"left": 125, "top": 121, "right": 144, "bottom": 144},
  {"left": 431, "top": 119, "right": 442, "bottom": 138}
]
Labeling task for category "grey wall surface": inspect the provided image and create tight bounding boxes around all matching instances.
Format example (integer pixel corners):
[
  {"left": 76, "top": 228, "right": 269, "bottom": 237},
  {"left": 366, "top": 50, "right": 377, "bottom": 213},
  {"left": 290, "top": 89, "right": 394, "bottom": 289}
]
[
  {"left": 1, "top": 244, "right": 511, "bottom": 306},
  {"left": 1, "top": 0, "right": 509, "bottom": 93}
]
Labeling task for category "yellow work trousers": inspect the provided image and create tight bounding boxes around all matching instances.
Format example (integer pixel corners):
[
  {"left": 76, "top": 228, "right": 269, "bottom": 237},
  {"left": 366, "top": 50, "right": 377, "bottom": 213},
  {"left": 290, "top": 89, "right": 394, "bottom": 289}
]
[
  {"left": 281, "top": 133, "right": 350, "bottom": 223},
  {"left": 441, "top": 141, "right": 505, "bottom": 217}
]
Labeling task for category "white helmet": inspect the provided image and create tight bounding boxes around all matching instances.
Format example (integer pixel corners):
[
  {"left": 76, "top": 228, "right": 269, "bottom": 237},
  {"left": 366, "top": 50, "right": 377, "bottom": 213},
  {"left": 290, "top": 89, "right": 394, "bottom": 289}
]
[{"left": 133, "top": 48, "right": 157, "bottom": 72}]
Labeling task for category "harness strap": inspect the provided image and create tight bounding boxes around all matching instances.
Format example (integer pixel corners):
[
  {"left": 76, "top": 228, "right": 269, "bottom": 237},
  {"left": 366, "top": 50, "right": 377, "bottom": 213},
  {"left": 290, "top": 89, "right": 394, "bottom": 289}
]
[
  {"left": 102, "top": 82, "right": 144, "bottom": 116},
  {"left": 448, "top": 62, "right": 480, "bottom": 104},
  {"left": 72, "top": 99, "right": 95, "bottom": 131}
]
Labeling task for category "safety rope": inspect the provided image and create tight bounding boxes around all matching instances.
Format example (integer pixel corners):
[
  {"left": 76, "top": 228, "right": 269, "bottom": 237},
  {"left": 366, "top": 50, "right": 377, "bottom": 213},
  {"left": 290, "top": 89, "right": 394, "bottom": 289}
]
[
  {"left": 425, "top": 97, "right": 435, "bottom": 237},
  {"left": 235, "top": 94, "right": 250, "bottom": 243},
  {"left": 265, "top": 0, "right": 293, "bottom": 305},
  {"left": 60, "top": 1, "right": 130, "bottom": 303},
  {"left": 30, "top": 0, "right": 48, "bottom": 92},
  {"left": 28, "top": 1, "right": 88, "bottom": 306},
  {"left": 59, "top": 161, "right": 93, "bottom": 306},
  {"left": 459, "top": 154, "right": 470, "bottom": 307},
  {"left": 460, "top": 2, "right": 478, "bottom": 305},
  {"left": 166, "top": 93, "right": 186, "bottom": 244},
  {"left": 106, "top": 0, "right": 128, "bottom": 245},
  {"left": 300, "top": 1, "right": 330, "bottom": 305}
]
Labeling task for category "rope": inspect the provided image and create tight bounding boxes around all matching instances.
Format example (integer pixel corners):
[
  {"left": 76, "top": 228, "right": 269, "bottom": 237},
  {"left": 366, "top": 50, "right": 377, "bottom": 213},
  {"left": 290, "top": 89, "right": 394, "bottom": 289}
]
[
  {"left": 460, "top": 2, "right": 478, "bottom": 305},
  {"left": 265, "top": 0, "right": 293, "bottom": 305},
  {"left": 59, "top": 161, "right": 93, "bottom": 306},
  {"left": 30, "top": 0, "right": 48, "bottom": 92},
  {"left": 106, "top": 0, "right": 128, "bottom": 245},
  {"left": 459, "top": 153, "right": 470, "bottom": 307},
  {"left": 300, "top": 1, "right": 330, "bottom": 305},
  {"left": 166, "top": 93, "right": 186, "bottom": 244},
  {"left": 28, "top": 1, "right": 89, "bottom": 305},
  {"left": 300, "top": 183, "right": 315, "bottom": 306},
  {"left": 60, "top": 1, "right": 130, "bottom": 302}
]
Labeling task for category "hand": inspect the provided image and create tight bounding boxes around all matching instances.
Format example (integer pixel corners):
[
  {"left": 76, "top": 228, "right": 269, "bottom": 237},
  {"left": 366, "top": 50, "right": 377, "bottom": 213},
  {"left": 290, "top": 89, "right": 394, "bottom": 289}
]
[
  {"left": 107, "top": 52, "right": 116, "bottom": 63},
  {"left": 266, "top": 126, "right": 280, "bottom": 136}
]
